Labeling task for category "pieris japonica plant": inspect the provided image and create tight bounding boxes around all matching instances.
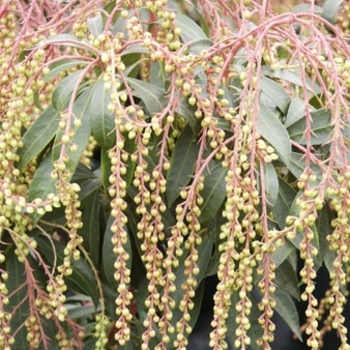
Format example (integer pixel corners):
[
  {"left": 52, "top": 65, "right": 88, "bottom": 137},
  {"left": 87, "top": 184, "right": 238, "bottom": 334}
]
[{"left": 1, "top": 0, "right": 350, "bottom": 349}]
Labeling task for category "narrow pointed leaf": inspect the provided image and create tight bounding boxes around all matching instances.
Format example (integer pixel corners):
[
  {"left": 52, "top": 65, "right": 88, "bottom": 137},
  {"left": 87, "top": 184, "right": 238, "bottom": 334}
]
[
  {"left": 36, "top": 234, "right": 100, "bottom": 307},
  {"left": 88, "top": 77, "right": 116, "bottom": 149},
  {"left": 284, "top": 97, "right": 306, "bottom": 128},
  {"left": 166, "top": 124, "right": 200, "bottom": 207},
  {"left": 52, "top": 69, "right": 85, "bottom": 111},
  {"left": 257, "top": 102, "right": 291, "bottom": 167},
  {"left": 274, "top": 288, "right": 302, "bottom": 341},
  {"left": 126, "top": 77, "right": 168, "bottom": 115},
  {"left": 17, "top": 105, "right": 60, "bottom": 170},
  {"left": 260, "top": 77, "right": 291, "bottom": 114},
  {"left": 199, "top": 160, "right": 227, "bottom": 223},
  {"left": 272, "top": 177, "right": 297, "bottom": 228},
  {"left": 44, "top": 59, "right": 87, "bottom": 82},
  {"left": 263, "top": 162, "right": 279, "bottom": 208},
  {"left": 288, "top": 109, "right": 333, "bottom": 145},
  {"left": 52, "top": 88, "right": 93, "bottom": 179},
  {"left": 87, "top": 13, "right": 103, "bottom": 38},
  {"left": 174, "top": 13, "right": 207, "bottom": 42},
  {"left": 27, "top": 153, "right": 57, "bottom": 226},
  {"left": 42, "top": 34, "right": 96, "bottom": 52}
]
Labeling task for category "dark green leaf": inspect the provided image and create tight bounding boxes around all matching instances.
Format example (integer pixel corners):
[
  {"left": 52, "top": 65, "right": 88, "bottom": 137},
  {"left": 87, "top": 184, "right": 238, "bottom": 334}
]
[
  {"left": 275, "top": 259, "right": 300, "bottom": 300},
  {"left": 176, "top": 98, "right": 199, "bottom": 132},
  {"left": 17, "top": 105, "right": 60, "bottom": 171},
  {"left": 263, "top": 162, "right": 279, "bottom": 208},
  {"left": 166, "top": 124, "right": 200, "bottom": 207},
  {"left": 87, "top": 13, "right": 103, "bottom": 38},
  {"left": 274, "top": 288, "right": 302, "bottom": 341},
  {"left": 322, "top": 0, "right": 344, "bottom": 24},
  {"left": 126, "top": 77, "right": 168, "bottom": 115},
  {"left": 199, "top": 160, "right": 227, "bottom": 224},
  {"left": 288, "top": 109, "right": 333, "bottom": 145},
  {"left": 102, "top": 215, "right": 132, "bottom": 290},
  {"left": 27, "top": 152, "right": 57, "bottom": 226},
  {"left": 318, "top": 206, "right": 337, "bottom": 272},
  {"left": 79, "top": 178, "right": 102, "bottom": 201},
  {"left": 52, "top": 70, "right": 85, "bottom": 111},
  {"left": 260, "top": 77, "right": 291, "bottom": 114},
  {"left": 36, "top": 234, "right": 100, "bottom": 307},
  {"left": 257, "top": 102, "right": 291, "bottom": 166},
  {"left": 284, "top": 97, "right": 306, "bottom": 128},
  {"left": 270, "top": 240, "right": 294, "bottom": 268},
  {"left": 88, "top": 77, "right": 116, "bottom": 149},
  {"left": 5, "top": 250, "right": 28, "bottom": 350},
  {"left": 272, "top": 177, "right": 297, "bottom": 229},
  {"left": 174, "top": 13, "right": 207, "bottom": 42},
  {"left": 79, "top": 190, "right": 101, "bottom": 266},
  {"left": 52, "top": 88, "right": 92, "bottom": 180}
]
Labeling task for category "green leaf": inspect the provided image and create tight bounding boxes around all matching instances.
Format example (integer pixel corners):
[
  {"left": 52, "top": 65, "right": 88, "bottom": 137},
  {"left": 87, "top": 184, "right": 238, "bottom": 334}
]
[
  {"left": 52, "top": 88, "right": 92, "bottom": 179},
  {"left": 275, "top": 259, "right": 300, "bottom": 300},
  {"left": 174, "top": 13, "right": 207, "bottom": 43},
  {"left": 44, "top": 59, "right": 87, "bottom": 82},
  {"left": 257, "top": 102, "right": 291, "bottom": 167},
  {"left": 288, "top": 109, "right": 333, "bottom": 145},
  {"left": 260, "top": 77, "right": 291, "bottom": 114},
  {"left": 187, "top": 38, "right": 212, "bottom": 54},
  {"left": 272, "top": 177, "right": 297, "bottom": 228},
  {"left": 88, "top": 77, "right": 116, "bottom": 149},
  {"left": 17, "top": 105, "right": 60, "bottom": 171},
  {"left": 263, "top": 162, "right": 279, "bottom": 208},
  {"left": 102, "top": 215, "right": 132, "bottom": 290},
  {"left": 52, "top": 69, "right": 85, "bottom": 111},
  {"left": 87, "top": 13, "right": 103, "bottom": 38},
  {"left": 288, "top": 152, "right": 322, "bottom": 182},
  {"left": 199, "top": 160, "right": 227, "bottom": 224},
  {"left": 78, "top": 190, "right": 101, "bottom": 266},
  {"left": 270, "top": 240, "right": 294, "bottom": 268},
  {"left": 27, "top": 152, "right": 57, "bottom": 226},
  {"left": 36, "top": 234, "right": 100, "bottom": 307},
  {"left": 126, "top": 77, "right": 168, "bottom": 115},
  {"left": 5, "top": 250, "right": 28, "bottom": 350},
  {"left": 41, "top": 34, "right": 96, "bottom": 53},
  {"left": 284, "top": 97, "right": 306, "bottom": 128},
  {"left": 274, "top": 288, "right": 302, "bottom": 341},
  {"left": 323, "top": 0, "right": 344, "bottom": 24},
  {"left": 166, "top": 124, "right": 200, "bottom": 207}
]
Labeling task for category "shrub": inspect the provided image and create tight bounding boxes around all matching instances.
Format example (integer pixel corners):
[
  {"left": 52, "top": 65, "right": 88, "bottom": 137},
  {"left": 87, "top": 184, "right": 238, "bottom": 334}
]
[{"left": 1, "top": 0, "right": 350, "bottom": 349}]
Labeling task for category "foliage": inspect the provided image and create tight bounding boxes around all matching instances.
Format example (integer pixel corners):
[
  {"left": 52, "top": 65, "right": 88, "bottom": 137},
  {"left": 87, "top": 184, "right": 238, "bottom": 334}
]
[{"left": 1, "top": 0, "right": 350, "bottom": 349}]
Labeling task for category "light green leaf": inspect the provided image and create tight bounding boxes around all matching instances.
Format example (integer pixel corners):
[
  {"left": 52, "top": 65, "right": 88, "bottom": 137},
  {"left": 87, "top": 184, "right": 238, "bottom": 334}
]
[
  {"left": 41, "top": 34, "right": 96, "bottom": 53},
  {"left": 288, "top": 152, "right": 323, "bottom": 182},
  {"left": 270, "top": 240, "right": 294, "bottom": 268},
  {"left": 52, "top": 69, "right": 85, "bottom": 111},
  {"left": 323, "top": 0, "right": 344, "bottom": 24},
  {"left": 44, "top": 59, "right": 87, "bottom": 82},
  {"left": 121, "top": 43, "right": 150, "bottom": 55},
  {"left": 199, "top": 160, "right": 227, "bottom": 224},
  {"left": 263, "top": 162, "right": 279, "bottom": 208},
  {"left": 17, "top": 105, "right": 60, "bottom": 171},
  {"left": 187, "top": 38, "right": 213, "bottom": 54},
  {"left": 126, "top": 77, "right": 168, "bottom": 115},
  {"left": 284, "top": 97, "right": 306, "bottom": 128},
  {"left": 274, "top": 288, "right": 302, "bottom": 341},
  {"left": 88, "top": 77, "right": 116, "bottom": 149},
  {"left": 87, "top": 13, "right": 103, "bottom": 38},
  {"left": 257, "top": 102, "right": 291, "bottom": 167},
  {"left": 288, "top": 109, "right": 333, "bottom": 145},
  {"left": 272, "top": 177, "right": 297, "bottom": 229},
  {"left": 174, "top": 13, "right": 208, "bottom": 42},
  {"left": 260, "top": 77, "right": 291, "bottom": 114},
  {"left": 166, "top": 124, "right": 200, "bottom": 207},
  {"left": 52, "top": 88, "right": 92, "bottom": 179}
]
